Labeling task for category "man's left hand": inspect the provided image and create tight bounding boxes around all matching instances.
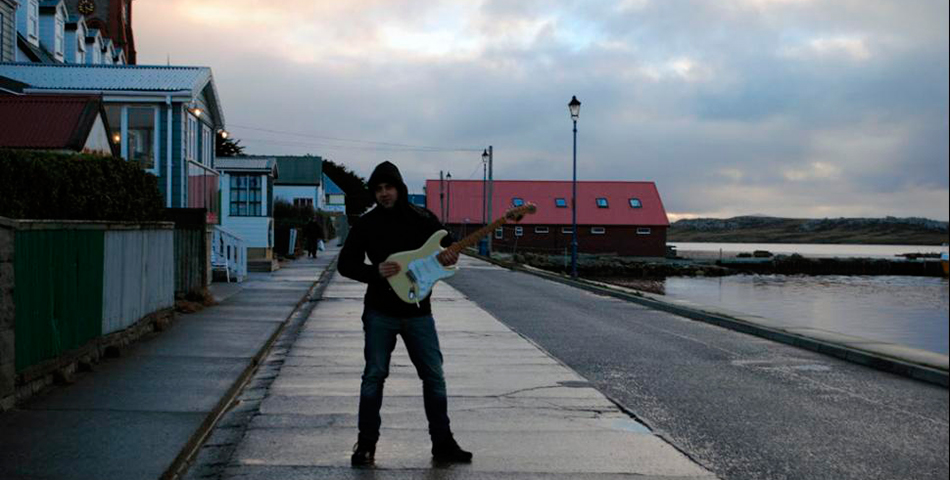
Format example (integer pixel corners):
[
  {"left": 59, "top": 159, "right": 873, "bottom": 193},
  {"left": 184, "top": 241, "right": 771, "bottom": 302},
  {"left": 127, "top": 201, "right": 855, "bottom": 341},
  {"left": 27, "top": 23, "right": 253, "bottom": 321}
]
[{"left": 437, "top": 249, "right": 459, "bottom": 266}]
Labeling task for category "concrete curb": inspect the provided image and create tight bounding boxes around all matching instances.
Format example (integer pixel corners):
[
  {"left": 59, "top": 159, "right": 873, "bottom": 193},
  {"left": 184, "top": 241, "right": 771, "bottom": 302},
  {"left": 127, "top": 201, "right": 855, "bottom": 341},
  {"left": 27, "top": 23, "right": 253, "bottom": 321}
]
[
  {"left": 162, "top": 256, "right": 339, "bottom": 480},
  {"left": 467, "top": 253, "right": 949, "bottom": 389}
]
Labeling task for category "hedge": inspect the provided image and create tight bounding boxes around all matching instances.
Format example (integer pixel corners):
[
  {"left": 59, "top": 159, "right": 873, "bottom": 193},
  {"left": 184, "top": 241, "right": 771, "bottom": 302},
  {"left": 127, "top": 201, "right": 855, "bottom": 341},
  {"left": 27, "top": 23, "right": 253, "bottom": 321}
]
[{"left": 0, "top": 149, "right": 165, "bottom": 221}]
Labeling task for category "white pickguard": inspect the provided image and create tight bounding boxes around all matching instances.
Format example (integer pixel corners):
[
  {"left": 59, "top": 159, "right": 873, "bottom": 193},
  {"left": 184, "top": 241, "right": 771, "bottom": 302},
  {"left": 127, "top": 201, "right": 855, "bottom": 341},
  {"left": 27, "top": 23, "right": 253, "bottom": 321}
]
[{"left": 404, "top": 252, "right": 458, "bottom": 303}]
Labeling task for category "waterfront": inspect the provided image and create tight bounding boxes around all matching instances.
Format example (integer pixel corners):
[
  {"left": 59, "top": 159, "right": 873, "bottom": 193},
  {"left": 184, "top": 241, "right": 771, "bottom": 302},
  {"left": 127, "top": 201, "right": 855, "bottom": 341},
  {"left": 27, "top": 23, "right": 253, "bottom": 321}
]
[
  {"left": 662, "top": 274, "right": 949, "bottom": 355},
  {"left": 671, "top": 242, "right": 944, "bottom": 259}
]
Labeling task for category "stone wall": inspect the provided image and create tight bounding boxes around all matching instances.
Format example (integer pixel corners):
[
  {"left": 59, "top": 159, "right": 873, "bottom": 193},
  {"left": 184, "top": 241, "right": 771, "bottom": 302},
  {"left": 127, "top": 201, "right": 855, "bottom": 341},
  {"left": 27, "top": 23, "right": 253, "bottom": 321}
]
[{"left": 0, "top": 225, "right": 14, "bottom": 411}]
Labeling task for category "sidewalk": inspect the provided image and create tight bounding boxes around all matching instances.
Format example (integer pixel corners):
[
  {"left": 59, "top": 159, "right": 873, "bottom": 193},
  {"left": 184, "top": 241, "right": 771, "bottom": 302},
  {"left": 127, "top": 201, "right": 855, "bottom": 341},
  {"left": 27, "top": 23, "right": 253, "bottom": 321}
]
[
  {"left": 194, "top": 256, "right": 716, "bottom": 479},
  {"left": 0, "top": 245, "right": 339, "bottom": 480}
]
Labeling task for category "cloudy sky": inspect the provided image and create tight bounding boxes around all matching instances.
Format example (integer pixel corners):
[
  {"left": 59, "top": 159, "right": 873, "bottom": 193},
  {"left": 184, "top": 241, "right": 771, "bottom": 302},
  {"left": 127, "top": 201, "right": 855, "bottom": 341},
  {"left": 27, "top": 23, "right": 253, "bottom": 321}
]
[{"left": 136, "top": 0, "right": 948, "bottom": 221}]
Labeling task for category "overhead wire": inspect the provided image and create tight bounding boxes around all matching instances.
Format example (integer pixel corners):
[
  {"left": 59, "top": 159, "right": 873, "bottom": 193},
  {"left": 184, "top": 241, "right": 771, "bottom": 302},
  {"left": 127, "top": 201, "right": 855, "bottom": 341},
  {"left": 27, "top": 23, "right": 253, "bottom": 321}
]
[{"left": 228, "top": 123, "right": 483, "bottom": 153}]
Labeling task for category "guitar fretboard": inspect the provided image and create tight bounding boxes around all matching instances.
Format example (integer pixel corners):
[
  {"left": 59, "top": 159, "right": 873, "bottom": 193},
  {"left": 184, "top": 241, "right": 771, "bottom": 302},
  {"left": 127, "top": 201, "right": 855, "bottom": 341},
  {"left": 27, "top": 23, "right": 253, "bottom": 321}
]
[{"left": 445, "top": 216, "right": 513, "bottom": 254}]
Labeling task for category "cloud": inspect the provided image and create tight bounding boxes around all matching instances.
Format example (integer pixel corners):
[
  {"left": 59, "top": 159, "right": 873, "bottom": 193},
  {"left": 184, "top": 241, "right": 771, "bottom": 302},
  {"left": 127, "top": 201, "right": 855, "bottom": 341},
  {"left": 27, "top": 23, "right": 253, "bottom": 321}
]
[
  {"left": 781, "top": 35, "right": 872, "bottom": 61},
  {"left": 135, "top": 0, "right": 949, "bottom": 221}
]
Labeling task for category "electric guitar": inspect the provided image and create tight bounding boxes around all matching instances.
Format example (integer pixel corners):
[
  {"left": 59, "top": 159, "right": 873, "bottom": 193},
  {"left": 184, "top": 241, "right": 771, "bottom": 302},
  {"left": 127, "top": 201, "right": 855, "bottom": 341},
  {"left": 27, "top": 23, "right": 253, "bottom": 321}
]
[{"left": 386, "top": 203, "right": 537, "bottom": 304}]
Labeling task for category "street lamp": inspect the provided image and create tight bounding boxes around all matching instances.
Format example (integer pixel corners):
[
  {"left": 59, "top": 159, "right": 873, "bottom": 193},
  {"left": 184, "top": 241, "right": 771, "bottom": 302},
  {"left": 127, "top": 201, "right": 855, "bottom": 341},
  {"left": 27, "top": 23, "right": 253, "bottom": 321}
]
[
  {"left": 482, "top": 149, "right": 489, "bottom": 227},
  {"left": 568, "top": 95, "right": 581, "bottom": 279},
  {"left": 446, "top": 172, "right": 452, "bottom": 236}
]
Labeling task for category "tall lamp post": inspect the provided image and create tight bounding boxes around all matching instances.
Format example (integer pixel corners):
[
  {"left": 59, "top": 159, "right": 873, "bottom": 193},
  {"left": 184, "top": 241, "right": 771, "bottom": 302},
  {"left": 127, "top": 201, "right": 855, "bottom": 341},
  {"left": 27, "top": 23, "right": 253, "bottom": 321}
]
[
  {"left": 482, "top": 149, "right": 489, "bottom": 227},
  {"left": 568, "top": 96, "right": 581, "bottom": 279}
]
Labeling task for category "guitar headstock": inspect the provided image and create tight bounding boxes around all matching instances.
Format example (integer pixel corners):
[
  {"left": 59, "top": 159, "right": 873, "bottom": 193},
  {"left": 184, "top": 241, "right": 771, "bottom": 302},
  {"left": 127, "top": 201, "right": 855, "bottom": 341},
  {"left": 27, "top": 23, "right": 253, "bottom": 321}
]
[{"left": 505, "top": 203, "right": 537, "bottom": 223}]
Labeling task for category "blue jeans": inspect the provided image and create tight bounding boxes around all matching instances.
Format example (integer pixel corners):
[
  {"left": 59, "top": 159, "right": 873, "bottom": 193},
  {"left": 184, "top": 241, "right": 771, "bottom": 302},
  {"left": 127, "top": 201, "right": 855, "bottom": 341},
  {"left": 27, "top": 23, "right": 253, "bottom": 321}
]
[{"left": 358, "top": 307, "right": 452, "bottom": 445}]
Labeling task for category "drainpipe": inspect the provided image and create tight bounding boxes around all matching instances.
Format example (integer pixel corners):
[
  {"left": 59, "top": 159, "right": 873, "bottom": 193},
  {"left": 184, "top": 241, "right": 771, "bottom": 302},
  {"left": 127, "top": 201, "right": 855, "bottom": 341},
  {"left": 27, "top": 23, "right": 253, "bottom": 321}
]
[{"left": 166, "top": 95, "right": 172, "bottom": 208}]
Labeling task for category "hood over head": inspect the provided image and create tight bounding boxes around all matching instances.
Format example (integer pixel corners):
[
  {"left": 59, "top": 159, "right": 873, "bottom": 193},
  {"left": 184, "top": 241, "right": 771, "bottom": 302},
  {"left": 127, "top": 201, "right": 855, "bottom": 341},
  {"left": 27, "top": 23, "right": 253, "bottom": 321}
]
[{"left": 367, "top": 161, "right": 409, "bottom": 208}]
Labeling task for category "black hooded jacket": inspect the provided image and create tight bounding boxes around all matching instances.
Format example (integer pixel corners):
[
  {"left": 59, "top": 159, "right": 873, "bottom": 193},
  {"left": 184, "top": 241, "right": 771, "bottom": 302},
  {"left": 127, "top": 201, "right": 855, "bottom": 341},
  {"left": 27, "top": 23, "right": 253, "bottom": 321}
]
[{"left": 338, "top": 161, "right": 454, "bottom": 317}]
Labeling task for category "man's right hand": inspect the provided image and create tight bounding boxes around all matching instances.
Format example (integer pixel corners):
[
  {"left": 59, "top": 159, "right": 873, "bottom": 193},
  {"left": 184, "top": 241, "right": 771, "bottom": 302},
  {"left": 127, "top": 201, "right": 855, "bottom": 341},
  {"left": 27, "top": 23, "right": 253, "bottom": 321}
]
[{"left": 378, "top": 261, "right": 401, "bottom": 278}]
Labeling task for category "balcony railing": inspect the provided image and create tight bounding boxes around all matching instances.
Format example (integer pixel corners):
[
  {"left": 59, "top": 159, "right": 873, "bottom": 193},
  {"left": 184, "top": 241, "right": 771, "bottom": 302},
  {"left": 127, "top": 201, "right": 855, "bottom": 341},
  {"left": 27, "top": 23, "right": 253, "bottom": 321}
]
[{"left": 212, "top": 225, "right": 247, "bottom": 282}]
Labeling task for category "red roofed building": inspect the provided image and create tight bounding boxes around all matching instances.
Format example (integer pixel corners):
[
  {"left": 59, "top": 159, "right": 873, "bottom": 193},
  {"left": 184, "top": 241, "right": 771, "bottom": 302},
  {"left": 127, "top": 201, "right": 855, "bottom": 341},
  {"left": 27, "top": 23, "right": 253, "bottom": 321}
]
[
  {"left": 425, "top": 180, "right": 670, "bottom": 257},
  {"left": 0, "top": 94, "right": 117, "bottom": 155}
]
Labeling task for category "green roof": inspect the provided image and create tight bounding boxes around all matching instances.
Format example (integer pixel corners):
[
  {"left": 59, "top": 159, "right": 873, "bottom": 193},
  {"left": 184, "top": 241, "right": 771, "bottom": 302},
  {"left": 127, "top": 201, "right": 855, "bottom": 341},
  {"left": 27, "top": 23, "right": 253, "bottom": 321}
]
[{"left": 274, "top": 156, "right": 322, "bottom": 185}]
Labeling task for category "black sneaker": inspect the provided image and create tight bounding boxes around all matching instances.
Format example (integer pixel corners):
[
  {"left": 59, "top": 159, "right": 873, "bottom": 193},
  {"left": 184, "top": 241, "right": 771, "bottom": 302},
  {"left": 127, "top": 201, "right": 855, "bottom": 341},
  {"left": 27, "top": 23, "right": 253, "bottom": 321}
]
[
  {"left": 351, "top": 441, "right": 375, "bottom": 467},
  {"left": 431, "top": 438, "right": 473, "bottom": 463}
]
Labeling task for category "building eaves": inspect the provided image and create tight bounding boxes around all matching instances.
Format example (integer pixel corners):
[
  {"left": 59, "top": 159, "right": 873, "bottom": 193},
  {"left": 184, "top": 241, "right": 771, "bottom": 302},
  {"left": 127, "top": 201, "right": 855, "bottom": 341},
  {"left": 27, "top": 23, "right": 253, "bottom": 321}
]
[{"left": 0, "top": 75, "right": 30, "bottom": 94}]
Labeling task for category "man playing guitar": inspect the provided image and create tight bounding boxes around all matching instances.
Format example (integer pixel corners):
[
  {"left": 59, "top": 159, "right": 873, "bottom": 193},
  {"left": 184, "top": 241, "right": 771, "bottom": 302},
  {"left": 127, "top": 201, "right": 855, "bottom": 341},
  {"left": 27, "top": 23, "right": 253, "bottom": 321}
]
[{"left": 338, "top": 161, "right": 473, "bottom": 467}]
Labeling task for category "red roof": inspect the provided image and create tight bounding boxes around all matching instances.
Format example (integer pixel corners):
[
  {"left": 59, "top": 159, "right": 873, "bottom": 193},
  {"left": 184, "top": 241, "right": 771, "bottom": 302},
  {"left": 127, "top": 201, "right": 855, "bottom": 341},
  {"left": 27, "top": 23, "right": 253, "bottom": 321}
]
[
  {"left": 425, "top": 180, "right": 670, "bottom": 227},
  {"left": 0, "top": 95, "right": 111, "bottom": 152}
]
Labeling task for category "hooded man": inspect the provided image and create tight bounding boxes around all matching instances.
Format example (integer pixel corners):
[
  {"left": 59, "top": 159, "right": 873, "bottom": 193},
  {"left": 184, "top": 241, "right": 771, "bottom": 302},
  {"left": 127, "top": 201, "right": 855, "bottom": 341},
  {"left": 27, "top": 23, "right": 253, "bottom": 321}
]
[{"left": 338, "top": 161, "right": 472, "bottom": 466}]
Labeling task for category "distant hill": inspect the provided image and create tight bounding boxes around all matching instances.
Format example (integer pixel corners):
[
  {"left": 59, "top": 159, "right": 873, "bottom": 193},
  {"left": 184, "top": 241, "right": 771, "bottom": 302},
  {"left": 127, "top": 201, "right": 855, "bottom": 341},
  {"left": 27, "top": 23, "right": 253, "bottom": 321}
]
[{"left": 668, "top": 216, "right": 949, "bottom": 245}]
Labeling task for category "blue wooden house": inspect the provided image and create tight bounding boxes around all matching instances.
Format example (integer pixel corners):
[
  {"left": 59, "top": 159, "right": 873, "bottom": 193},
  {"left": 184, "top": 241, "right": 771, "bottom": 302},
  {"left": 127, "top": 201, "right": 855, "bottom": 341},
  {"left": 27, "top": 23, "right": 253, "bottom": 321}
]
[{"left": 0, "top": 62, "right": 225, "bottom": 222}]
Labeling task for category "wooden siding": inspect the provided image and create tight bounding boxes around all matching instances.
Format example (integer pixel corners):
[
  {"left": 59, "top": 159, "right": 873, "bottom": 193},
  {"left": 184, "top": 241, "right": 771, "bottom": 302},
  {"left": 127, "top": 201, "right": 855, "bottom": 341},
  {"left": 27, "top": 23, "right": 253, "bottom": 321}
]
[
  {"left": 101, "top": 229, "right": 174, "bottom": 335},
  {"left": 13, "top": 229, "right": 104, "bottom": 373},
  {"left": 0, "top": 3, "right": 15, "bottom": 63}
]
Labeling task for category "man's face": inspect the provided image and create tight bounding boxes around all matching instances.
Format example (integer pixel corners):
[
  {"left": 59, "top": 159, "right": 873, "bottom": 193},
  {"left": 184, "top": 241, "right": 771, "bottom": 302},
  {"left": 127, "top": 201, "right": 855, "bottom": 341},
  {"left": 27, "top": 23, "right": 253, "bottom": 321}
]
[{"left": 375, "top": 182, "right": 398, "bottom": 209}]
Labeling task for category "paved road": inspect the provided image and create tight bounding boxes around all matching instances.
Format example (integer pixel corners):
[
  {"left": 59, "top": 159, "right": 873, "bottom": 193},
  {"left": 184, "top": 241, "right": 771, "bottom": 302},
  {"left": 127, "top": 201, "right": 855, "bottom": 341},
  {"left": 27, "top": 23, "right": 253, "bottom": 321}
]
[
  {"left": 184, "top": 271, "right": 715, "bottom": 479},
  {"left": 446, "top": 256, "right": 950, "bottom": 480}
]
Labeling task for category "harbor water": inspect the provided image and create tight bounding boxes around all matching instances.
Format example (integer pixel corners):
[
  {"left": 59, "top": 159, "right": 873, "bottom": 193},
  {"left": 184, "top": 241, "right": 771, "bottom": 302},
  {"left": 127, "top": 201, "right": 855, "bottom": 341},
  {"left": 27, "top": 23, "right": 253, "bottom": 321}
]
[{"left": 659, "top": 243, "right": 950, "bottom": 355}]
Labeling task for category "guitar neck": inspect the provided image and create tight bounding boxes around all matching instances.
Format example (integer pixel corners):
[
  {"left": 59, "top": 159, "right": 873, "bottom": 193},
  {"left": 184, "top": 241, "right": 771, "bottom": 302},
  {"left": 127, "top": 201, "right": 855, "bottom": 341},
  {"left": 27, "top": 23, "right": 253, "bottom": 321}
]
[{"left": 446, "top": 216, "right": 511, "bottom": 254}]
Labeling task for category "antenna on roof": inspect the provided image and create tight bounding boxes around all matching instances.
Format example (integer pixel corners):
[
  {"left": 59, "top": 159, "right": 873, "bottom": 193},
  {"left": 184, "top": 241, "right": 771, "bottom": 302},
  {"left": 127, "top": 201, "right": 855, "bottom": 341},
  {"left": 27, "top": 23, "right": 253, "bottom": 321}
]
[{"left": 166, "top": 53, "right": 170, "bottom": 66}]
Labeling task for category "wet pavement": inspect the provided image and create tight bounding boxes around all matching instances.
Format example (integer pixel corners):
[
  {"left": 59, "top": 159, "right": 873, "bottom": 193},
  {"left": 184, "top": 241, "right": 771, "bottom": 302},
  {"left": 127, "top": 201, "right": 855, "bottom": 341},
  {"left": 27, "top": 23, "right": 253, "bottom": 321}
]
[
  {"left": 0, "top": 249, "right": 337, "bottom": 480},
  {"left": 190, "top": 270, "right": 716, "bottom": 479}
]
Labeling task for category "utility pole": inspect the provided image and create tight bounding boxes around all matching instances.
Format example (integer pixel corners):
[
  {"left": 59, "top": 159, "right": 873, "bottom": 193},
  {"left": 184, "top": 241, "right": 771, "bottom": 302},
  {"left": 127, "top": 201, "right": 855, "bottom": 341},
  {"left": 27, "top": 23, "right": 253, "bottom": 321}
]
[{"left": 439, "top": 170, "right": 445, "bottom": 223}]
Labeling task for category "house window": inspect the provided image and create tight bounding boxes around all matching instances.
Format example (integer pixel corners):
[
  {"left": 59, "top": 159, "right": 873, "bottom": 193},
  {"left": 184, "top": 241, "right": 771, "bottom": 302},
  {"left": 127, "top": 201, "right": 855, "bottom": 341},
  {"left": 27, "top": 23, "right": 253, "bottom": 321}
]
[
  {"left": 636, "top": 227, "right": 652, "bottom": 235},
  {"left": 127, "top": 107, "right": 157, "bottom": 169},
  {"left": 202, "top": 124, "right": 213, "bottom": 166},
  {"left": 105, "top": 105, "right": 159, "bottom": 172},
  {"left": 512, "top": 197, "right": 524, "bottom": 207},
  {"left": 28, "top": 1, "right": 39, "bottom": 39},
  {"left": 555, "top": 198, "right": 567, "bottom": 208},
  {"left": 591, "top": 227, "right": 606, "bottom": 235},
  {"left": 230, "top": 174, "right": 263, "bottom": 216},
  {"left": 596, "top": 197, "right": 609, "bottom": 208},
  {"left": 76, "top": 36, "right": 86, "bottom": 63},
  {"left": 495, "top": 227, "right": 503, "bottom": 239},
  {"left": 629, "top": 198, "right": 642, "bottom": 208},
  {"left": 186, "top": 114, "right": 198, "bottom": 161},
  {"left": 534, "top": 226, "right": 550, "bottom": 234},
  {"left": 293, "top": 198, "right": 313, "bottom": 208},
  {"left": 55, "top": 18, "right": 64, "bottom": 56},
  {"left": 514, "top": 226, "right": 523, "bottom": 237},
  {"left": 561, "top": 227, "right": 573, "bottom": 234}
]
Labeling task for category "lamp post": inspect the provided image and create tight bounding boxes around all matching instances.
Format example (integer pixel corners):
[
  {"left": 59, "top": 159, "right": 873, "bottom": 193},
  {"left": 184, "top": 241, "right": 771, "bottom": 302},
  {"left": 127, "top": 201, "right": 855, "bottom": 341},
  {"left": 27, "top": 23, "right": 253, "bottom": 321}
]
[
  {"left": 446, "top": 172, "right": 452, "bottom": 236},
  {"left": 568, "top": 95, "right": 581, "bottom": 279},
  {"left": 482, "top": 149, "right": 489, "bottom": 227}
]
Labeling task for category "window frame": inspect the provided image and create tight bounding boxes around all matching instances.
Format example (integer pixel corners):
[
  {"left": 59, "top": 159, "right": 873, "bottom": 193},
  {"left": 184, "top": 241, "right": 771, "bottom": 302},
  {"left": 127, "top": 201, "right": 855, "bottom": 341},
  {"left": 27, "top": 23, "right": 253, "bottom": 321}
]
[
  {"left": 514, "top": 226, "right": 523, "bottom": 237},
  {"left": 629, "top": 198, "right": 642, "bottom": 208},
  {"left": 595, "top": 197, "right": 609, "bottom": 208},
  {"left": 591, "top": 227, "right": 606, "bottom": 235},
  {"left": 534, "top": 226, "right": 549, "bottom": 234},
  {"left": 636, "top": 227, "right": 652, "bottom": 235},
  {"left": 512, "top": 197, "right": 525, "bottom": 207},
  {"left": 555, "top": 198, "right": 567, "bottom": 208},
  {"left": 201, "top": 123, "right": 213, "bottom": 166},
  {"left": 28, "top": 1, "right": 39, "bottom": 40},
  {"left": 55, "top": 17, "right": 64, "bottom": 56},
  {"left": 229, "top": 174, "right": 264, "bottom": 217},
  {"left": 106, "top": 104, "right": 160, "bottom": 175},
  {"left": 495, "top": 227, "right": 503, "bottom": 239},
  {"left": 561, "top": 227, "right": 573, "bottom": 234}
]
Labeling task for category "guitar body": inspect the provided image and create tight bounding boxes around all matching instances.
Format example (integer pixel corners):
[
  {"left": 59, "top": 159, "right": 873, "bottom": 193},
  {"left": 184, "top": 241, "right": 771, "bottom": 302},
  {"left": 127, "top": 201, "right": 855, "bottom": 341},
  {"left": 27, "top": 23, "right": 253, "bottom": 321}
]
[{"left": 386, "top": 230, "right": 458, "bottom": 305}]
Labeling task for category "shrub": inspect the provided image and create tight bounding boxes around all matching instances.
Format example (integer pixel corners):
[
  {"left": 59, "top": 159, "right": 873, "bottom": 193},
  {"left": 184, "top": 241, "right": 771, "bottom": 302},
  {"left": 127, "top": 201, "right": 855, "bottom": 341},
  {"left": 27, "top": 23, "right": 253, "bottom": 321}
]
[{"left": 0, "top": 149, "right": 164, "bottom": 221}]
